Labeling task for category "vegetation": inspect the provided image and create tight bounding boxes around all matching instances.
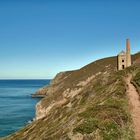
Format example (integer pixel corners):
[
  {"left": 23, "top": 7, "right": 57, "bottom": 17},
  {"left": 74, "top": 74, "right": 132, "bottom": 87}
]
[
  {"left": 72, "top": 72, "right": 134, "bottom": 140},
  {"left": 1, "top": 53, "right": 140, "bottom": 140}
]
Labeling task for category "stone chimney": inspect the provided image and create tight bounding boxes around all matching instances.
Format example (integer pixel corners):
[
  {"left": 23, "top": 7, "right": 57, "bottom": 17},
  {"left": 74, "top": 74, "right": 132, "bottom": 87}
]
[{"left": 126, "top": 39, "right": 132, "bottom": 67}]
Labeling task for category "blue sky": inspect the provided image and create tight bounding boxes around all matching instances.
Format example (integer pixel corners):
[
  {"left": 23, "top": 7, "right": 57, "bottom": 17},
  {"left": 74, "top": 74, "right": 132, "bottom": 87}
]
[{"left": 0, "top": 0, "right": 140, "bottom": 79}]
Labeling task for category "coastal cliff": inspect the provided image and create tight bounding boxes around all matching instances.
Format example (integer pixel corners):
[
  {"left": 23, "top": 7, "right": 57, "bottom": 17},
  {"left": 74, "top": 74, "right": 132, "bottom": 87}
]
[
  {"left": 1, "top": 53, "right": 140, "bottom": 140},
  {"left": 33, "top": 56, "right": 118, "bottom": 120}
]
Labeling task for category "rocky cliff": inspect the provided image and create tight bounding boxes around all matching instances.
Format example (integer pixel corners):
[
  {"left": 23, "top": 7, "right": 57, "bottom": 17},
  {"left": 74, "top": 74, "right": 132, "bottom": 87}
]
[{"left": 1, "top": 53, "right": 140, "bottom": 140}]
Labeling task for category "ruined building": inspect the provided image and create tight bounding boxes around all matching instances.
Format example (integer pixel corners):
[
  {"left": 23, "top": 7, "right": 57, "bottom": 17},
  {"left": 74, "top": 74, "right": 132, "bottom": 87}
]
[{"left": 118, "top": 39, "right": 132, "bottom": 70}]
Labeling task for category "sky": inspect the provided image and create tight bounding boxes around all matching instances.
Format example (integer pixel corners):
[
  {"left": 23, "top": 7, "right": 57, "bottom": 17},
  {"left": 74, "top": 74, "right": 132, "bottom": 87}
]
[{"left": 0, "top": 0, "right": 140, "bottom": 79}]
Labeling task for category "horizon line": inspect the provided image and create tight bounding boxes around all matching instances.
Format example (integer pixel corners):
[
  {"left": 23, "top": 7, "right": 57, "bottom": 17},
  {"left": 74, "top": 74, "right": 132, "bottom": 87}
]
[{"left": 0, "top": 79, "right": 52, "bottom": 80}]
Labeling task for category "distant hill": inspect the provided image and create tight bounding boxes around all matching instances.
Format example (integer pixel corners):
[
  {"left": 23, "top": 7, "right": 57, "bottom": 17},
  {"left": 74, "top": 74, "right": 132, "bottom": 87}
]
[{"left": 1, "top": 52, "right": 140, "bottom": 140}]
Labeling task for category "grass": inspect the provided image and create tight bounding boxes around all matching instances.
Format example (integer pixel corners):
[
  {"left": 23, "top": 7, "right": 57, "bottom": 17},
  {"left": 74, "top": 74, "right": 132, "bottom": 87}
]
[
  {"left": 2, "top": 53, "right": 140, "bottom": 140},
  {"left": 72, "top": 71, "right": 134, "bottom": 140}
]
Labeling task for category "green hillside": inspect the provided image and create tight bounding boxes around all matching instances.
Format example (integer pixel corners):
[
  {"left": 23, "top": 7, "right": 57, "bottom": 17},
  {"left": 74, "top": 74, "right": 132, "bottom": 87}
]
[{"left": 1, "top": 53, "right": 140, "bottom": 140}]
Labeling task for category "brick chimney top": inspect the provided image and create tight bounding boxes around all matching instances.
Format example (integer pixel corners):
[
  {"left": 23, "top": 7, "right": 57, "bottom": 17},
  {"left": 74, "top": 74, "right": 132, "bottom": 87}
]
[{"left": 126, "top": 38, "right": 130, "bottom": 52}]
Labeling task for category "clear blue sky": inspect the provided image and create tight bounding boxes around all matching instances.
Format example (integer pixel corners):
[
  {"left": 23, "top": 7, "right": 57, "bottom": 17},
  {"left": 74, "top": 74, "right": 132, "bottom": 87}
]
[{"left": 0, "top": 0, "right": 140, "bottom": 79}]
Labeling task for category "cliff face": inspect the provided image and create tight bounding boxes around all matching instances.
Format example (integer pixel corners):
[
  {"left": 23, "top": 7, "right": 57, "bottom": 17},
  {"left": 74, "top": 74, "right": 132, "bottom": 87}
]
[
  {"left": 34, "top": 56, "right": 118, "bottom": 120},
  {"left": 1, "top": 53, "right": 140, "bottom": 140}
]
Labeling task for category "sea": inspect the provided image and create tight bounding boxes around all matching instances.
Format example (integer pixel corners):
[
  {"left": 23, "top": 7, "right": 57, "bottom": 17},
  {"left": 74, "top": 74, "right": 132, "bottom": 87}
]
[{"left": 0, "top": 80, "right": 50, "bottom": 137}]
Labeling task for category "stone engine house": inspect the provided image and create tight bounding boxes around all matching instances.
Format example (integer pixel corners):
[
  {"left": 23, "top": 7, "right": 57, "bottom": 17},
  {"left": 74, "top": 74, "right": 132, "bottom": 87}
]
[{"left": 118, "top": 39, "right": 132, "bottom": 70}]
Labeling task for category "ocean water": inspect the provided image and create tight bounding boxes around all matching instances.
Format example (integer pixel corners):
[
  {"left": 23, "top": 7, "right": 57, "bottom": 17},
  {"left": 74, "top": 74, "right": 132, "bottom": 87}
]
[{"left": 0, "top": 80, "right": 50, "bottom": 137}]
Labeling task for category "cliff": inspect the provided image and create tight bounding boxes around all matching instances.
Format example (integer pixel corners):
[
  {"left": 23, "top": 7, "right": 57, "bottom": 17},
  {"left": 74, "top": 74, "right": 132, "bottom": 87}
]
[{"left": 1, "top": 53, "right": 140, "bottom": 140}]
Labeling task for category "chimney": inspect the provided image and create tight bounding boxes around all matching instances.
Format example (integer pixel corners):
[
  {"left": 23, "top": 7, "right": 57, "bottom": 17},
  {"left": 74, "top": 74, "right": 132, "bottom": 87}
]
[
  {"left": 126, "top": 39, "right": 130, "bottom": 52},
  {"left": 126, "top": 38, "right": 131, "bottom": 67}
]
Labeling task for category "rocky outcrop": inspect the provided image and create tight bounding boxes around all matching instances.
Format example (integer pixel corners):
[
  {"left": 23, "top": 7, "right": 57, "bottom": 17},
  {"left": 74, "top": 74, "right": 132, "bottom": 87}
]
[{"left": 32, "top": 71, "right": 73, "bottom": 97}]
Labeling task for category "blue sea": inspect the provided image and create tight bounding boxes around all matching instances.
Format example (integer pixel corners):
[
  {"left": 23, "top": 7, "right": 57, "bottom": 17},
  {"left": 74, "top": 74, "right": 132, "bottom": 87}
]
[{"left": 0, "top": 80, "right": 50, "bottom": 137}]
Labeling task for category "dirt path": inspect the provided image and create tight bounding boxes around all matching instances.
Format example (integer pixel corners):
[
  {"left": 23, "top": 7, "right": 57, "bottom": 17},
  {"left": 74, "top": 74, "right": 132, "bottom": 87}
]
[{"left": 126, "top": 75, "right": 140, "bottom": 140}]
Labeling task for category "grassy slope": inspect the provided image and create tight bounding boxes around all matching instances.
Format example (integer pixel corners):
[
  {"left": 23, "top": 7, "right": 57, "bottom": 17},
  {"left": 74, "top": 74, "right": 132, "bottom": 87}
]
[{"left": 1, "top": 53, "right": 140, "bottom": 140}]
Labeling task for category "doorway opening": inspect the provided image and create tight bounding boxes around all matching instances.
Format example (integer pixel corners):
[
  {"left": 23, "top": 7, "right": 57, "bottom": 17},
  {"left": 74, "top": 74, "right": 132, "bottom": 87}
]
[{"left": 122, "top": 65, "right": 125, "bottom": 69}]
